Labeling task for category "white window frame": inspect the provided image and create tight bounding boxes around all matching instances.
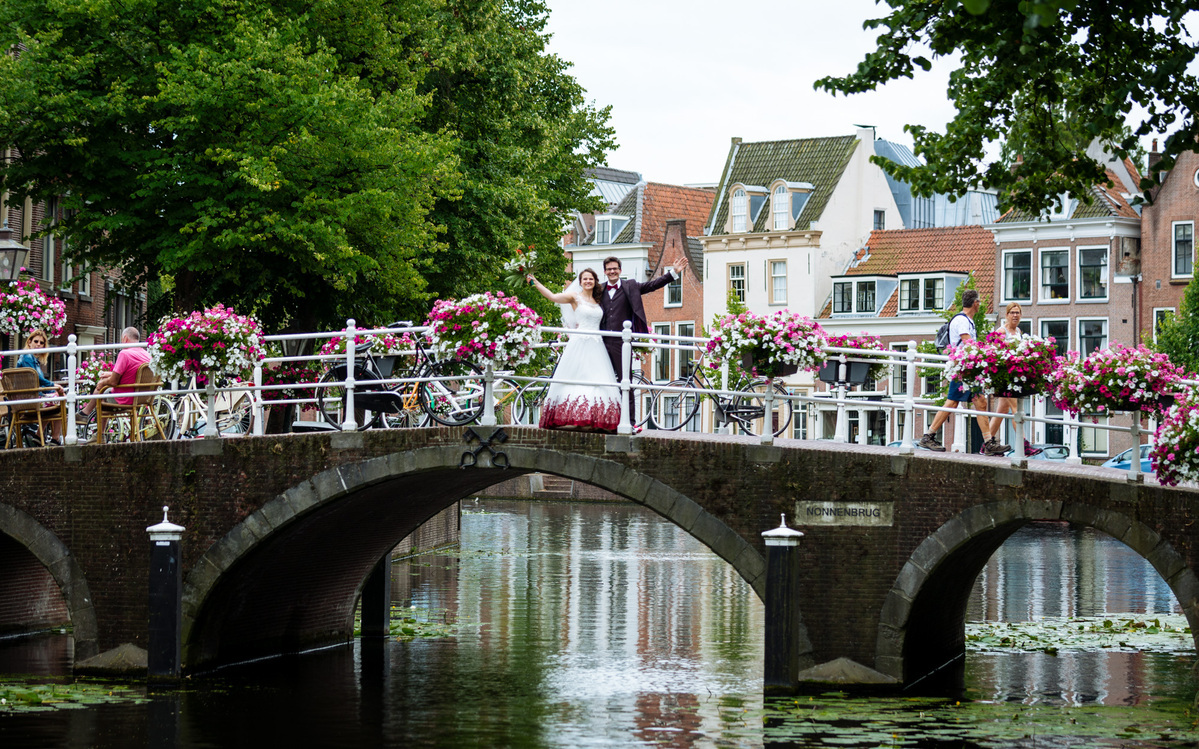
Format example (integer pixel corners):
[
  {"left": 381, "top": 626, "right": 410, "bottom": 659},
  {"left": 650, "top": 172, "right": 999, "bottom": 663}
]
[
  {"left": 855, "top": 280, "right": 877, "bottom": 314},
  {"left": 665, "top": 274, "right": 682, "bottom": 308},
  {"left": 59, "top": 258, "right": 72, "bottom": 292},
  {"left": 890, "top": 344, "right": 908, "bottom": 396},
  {"left": 77, "top": 267, "right": 91, "bottom": 298},
  {"left": 833, "top": 281, "right": 852, "bottom": 314},
  {"left": 1153, "top": 307, "right": 1175, "bottom": 342},
  {"left": 1079, "top": 414, "right": 1109, "bottom": 457},
  {"left": 1001, "top": 248, "right": 1032, "bottom": 304},
  {"left": 922, "top": 277, "right": 944, "bottom": 311},
  {"left": 651, "top": 323, "right": 671, "bottom": 382},
  {"left": 1039, "top": 247, "right": 1070, "bottom": 303},
  {"left": 1077, "top": 317, "right": 1108, "bottom": 357},
  {"left": 873, "top": 209, "right": 885, "bottom": 231},
  {"left": 728, "top": 263, "right": 746, "bottom": 302},
  {"left": 1039, "top": 317, "right": 1070, "bottom": 356},
  {"left": 676, "top": 321, "right": 696, "bottom": 380},
  {"left": 731, "top": 188, "right": 748, "bottom": 232},
  {"left": 1076, "top": 245, "right": 1109, "bottom": 302},
  {"left": 898, "top": 278, "right": 920, "bottom": 312},
  {"left": 1173, "top": 220, "right": 1195, "bottom": 278},
  {"left": 43, "top": 234, "right": 55, "bottom": 285},
  {"left": 772, "top": 185, "right": 790, "bottom": 230},
  {"left": 769, "top": 259, "right": 787, "bottom": 305}
]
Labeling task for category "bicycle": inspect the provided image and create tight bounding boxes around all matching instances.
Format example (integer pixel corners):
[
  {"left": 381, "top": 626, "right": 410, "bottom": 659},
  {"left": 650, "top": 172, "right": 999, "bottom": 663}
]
[
  {"left": 649, "top": 353, "right": 793, "bottom": 437},
  {"left": 316, "top": 326, "right": 485, "bottom": 430}
]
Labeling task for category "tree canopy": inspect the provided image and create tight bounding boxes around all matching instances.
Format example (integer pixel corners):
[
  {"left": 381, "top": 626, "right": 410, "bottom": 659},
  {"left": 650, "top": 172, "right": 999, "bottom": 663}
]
[
  {"left": 0, "top": 0, "right": 612, "bottom": 331},
  {"left": 816, "top": 0, "right": 1198, "bottom": 215}
]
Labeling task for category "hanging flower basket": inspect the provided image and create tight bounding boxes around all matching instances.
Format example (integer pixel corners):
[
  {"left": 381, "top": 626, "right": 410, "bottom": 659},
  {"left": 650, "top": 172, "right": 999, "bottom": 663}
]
[
  {"left": 0, "top": 277, "right": 67, "bottom": 337},
  {"left": 821, "top": 333, "right": 890, "bottom": 385},
  {"left": 426, "top": 292, "right": 542, "bottom": 368},
  {"left": 707, "top": 310, "right": 826, "bottom": 379},
  {"left": 945, "top": 331, "right": 1060, "bottom": 399},
  {"left": 74, "top": 354, "right": 114, "bottom": 394},
  {"left": 1151, "top": 395, "right": 1199, "bottom": 486},
  {"left": 1048, "top": 344, "right": 1183, "bottom": 416},
  {"left": 146, "top": 304, "right": 264, "bottom": 386}
]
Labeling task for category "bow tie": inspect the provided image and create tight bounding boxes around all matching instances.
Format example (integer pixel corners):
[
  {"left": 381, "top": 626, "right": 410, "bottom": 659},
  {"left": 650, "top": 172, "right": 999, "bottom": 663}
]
[{"left": 607, "top": 283, "right": 618, "bottom": 289}]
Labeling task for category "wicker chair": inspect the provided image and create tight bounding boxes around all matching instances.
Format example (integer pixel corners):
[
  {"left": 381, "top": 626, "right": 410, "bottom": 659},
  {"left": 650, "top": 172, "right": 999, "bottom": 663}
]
[
  {"left": 1, "top": 367, "right": 65, "bottom": 448},
  {"left": 96, "top": 363, "right": 167, "bottom": 442}
]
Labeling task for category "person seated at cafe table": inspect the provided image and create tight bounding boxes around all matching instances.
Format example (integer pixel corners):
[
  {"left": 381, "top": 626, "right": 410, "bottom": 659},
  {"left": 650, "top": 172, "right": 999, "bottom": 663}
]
[
  {"left": 81, "top": 327, "right": 151, "bottom": 417},
  {"left": 15, "top": 328, "right": 66, "bottom": 443}
]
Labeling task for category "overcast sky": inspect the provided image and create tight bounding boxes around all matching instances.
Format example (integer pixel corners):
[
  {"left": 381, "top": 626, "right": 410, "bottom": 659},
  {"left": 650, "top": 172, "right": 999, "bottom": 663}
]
[{"left": 544, "top": 0, "right": 961, "bottom": 186}]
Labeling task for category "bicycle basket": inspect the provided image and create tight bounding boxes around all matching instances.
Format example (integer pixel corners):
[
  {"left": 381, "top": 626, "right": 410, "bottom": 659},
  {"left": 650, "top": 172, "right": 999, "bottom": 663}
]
[
  {"left": 376, "top": 355, "right": 398, "bottom": 379},
  {"left": 356, "top": 390, "right": 405, "bottom": 414}
]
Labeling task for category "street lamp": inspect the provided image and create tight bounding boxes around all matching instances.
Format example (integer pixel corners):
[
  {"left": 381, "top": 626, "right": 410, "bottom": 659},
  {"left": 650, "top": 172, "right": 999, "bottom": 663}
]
[{"left": 0, "top": 222, "right": 29, "bottom": 282}]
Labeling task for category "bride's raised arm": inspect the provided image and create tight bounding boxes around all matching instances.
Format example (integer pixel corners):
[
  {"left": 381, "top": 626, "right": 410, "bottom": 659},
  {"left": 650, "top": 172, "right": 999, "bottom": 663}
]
[{"left": 528, "top": 275, "right": 577, "bottom": 308}]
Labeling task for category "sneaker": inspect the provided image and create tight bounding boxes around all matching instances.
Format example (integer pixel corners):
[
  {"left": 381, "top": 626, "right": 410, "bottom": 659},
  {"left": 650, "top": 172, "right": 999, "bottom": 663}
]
[
  {"left": 982, "top": 437, "right": 1010, "bottom": 456},
  {"left": 916, "top": 433, "right": 946, "bottom": 452}
]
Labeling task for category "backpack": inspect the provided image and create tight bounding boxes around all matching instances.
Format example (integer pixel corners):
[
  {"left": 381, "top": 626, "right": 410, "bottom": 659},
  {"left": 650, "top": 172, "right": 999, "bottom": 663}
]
[{"left": 935, "top": 313, "right": 968, "bottom": 352}]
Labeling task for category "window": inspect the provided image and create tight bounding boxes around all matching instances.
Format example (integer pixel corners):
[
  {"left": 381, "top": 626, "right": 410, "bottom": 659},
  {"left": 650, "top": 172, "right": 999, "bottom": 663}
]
[
  {"left": 60, "top": 258, "right": 72, "bottom": 293},
  {"left": 1016, "top": 320, "right": 1031, "bottom": 335},
  {"left": 731, "top": 189, "right": 747, "bottom": 232},
  {"left": 677, "top": 323, "right": 695, "bottom": 379},
  {"left": 728, "top": 263, "right": 745, "bottom": 302},
  {"left": 596, "top": 220, "right": 611, "bottom": 245},
  {"left": 1154, "top": 308, "right": 1175, "bottom": 342},
  {"left": 899, "top": 279, "right": 920, "bottom": 311},
  {"left": 108, "top": 289, "right": 143, "bottom": 339},
  {"left": 43, "top": 234, "right": 55, "bottom": 284},
  {"left": 1174, "top": 222, "right": 1194, "bottom": 277},
  {"left": 855, "top": 281, "right": 876, "bottom": 313},
  {"left": 891, "top": 344, "right": 908, "bottom": 395},
  {"left": 922, "top": 278, "right": 944, "bottom": 311},
  {"left": 1078, "top": 247, "right": 1108, "bottom": 300},
  {"left": 652, "top": 323, "right": 671, "bottom": 382},
  {"left": 1079, "top": 318, "right": 1107, "bottom": 356},
  {"left": 1040, "top": 319, "right": 1069, "bottom": 357},
  {"left": 1079, "top": 415, "right": 1109, "bottom": 456},
  {"left": 772, "top": 186, "right": 790, "bottom": 230},
  {"left": 1040, "top": 249, "right": 1069, "bottom": 300},
  {"left": 666, "top": 275, "right": 682, "bottom": 307},
  {"left": 770, "top": 261, "right": 787, "bottom": 304},
  {"left": 873, "top": 210, "right": 885, "bottom": 230},
  {"left": 1003, "top": 250, "right": 1031, "bottom": 301},
  {"left": 833, "top": 282, "right": 852, "bottom": 314}
]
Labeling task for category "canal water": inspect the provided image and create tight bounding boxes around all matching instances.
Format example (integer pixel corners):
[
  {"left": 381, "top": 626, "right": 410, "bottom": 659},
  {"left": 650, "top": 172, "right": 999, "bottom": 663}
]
[{"left": 1, "top": 500, "right": 1196, "bottom": 747}]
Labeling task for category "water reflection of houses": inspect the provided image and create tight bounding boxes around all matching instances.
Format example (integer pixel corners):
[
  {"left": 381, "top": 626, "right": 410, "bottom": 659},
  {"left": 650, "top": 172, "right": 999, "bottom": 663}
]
[{"left": 967, "top": 523, "right": 1182, "bottom": 706}]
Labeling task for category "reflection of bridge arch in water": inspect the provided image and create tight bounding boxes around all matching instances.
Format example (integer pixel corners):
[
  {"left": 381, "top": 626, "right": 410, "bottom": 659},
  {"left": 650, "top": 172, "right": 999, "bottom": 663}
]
[
  {"left": 182, "top": 445, "right": 788, "bottom": 669},
  {"left": 877, "top": 501, "right": 1199, "bottom": 689},
  {"left": 0, "top": 504, "right": 100, "bottom": 660}
]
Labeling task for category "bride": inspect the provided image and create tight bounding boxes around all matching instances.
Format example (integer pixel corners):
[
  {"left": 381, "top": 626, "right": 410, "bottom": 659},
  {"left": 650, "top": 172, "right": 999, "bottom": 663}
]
[{"left": 527, "top": 268, "right": 622, "bottom": 431}]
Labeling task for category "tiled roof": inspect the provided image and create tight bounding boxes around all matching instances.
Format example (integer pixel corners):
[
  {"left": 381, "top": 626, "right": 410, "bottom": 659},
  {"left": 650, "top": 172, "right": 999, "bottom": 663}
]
[
  {"left": 999, "top": 170, "right": 1140, "bottom": 222},
  {"left": 818, "top": 226, "right": 997, "bottom": 319},
  {"left": 586, "top": 182, "right": 714, "bottom": 269},
  {"left": 707, "top": 136, "right": 858, "bottom": 234},
  {"left": 585, "top": 166, "right": 642, "bottom": 184}
]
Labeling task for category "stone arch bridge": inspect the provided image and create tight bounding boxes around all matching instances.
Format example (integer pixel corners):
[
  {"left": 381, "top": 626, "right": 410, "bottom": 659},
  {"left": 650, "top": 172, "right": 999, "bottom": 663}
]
[{"left": 1, "top": 428, "right": 1197, "bottom": 688}]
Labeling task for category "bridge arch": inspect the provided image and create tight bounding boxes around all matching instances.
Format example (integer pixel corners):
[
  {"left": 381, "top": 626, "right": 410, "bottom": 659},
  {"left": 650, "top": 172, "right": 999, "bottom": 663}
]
[
  {"left": 0, "top": 503, "right": 99, "bottom": 660},
  {"left": 874, "top": 499, "right": 1199, "bottom": 687},
  {"left": 182, "top": 445, "right": 775, "bottom": 669}
]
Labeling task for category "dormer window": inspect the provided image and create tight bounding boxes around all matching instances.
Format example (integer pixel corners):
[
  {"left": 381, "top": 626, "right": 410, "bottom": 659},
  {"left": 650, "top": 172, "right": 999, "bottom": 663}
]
[
  {"left": 594, "top": 215, "right": 629, "bottom": 245},
  {"left": 897, "top": 273, "right": 964, "bottom": 313},
  {"left": 832, "top": 274, "right": 899, "bottom": 316},
  {"left": 731, "top": 189, "right": 748, "bottom": 232},
  {"left": 772, "top": 185, "right": 789, "bottom": 230}
]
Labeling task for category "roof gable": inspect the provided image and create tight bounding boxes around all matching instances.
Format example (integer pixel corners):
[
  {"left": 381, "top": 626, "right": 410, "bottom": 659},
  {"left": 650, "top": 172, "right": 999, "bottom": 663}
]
[{"left": 707, "top": 136, "right": 858, "bottom": 234}]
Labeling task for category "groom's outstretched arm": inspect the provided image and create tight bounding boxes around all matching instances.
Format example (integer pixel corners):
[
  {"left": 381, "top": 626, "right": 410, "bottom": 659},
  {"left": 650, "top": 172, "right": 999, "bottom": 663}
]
[{"left": 639, "top": 255, "right": 688, "bottom": 295}]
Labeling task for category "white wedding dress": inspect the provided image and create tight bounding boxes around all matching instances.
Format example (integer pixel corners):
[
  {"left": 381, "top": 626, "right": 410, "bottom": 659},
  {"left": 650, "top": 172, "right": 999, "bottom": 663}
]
[{"left": 540, "top": 300, "right": 621, "bottom": 431}]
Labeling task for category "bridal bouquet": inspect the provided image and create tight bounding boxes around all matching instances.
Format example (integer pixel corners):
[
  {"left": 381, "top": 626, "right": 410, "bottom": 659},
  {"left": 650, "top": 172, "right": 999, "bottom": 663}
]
[
  {"left": 501, "top": 246, "right": 540, "bottom": 291},
  {"left": 0, "top": 276, "right": 67, "bottom": 337},
  {"left": 1151, "top": 396, "right": 1199, "bottom": 486},
  {"left": 823, "top": 333, "right": 889, "bottom": 383},
  {"left": 426, "top": 292, "right": 543, "bottom": 368},
  {"left": 1048, "top": 344, "right": 1183, "bottom": 416},
  {"left": 945, "top": 331, "right": 1059, "bottom": 398},
  {"left": 706, "top": 310, "right": 827, "bottom": 379},
  {"left": 147, "top": 304, "right": 264, "bottom": 386},
  {"left": 74, "top": 354, "right": 114, "bottom": 394}
]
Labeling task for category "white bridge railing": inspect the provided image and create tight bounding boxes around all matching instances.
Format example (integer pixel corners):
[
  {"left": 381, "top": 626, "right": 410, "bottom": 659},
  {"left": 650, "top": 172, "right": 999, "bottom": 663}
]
[{"left": 0, "top": 321, "right": 1188, "bottom": 486}]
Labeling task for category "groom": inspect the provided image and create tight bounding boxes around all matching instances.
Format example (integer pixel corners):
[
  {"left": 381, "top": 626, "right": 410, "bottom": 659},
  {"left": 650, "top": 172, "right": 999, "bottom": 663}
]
[{"left": 599, "top": 254, "right": 689, "bottom": 423}]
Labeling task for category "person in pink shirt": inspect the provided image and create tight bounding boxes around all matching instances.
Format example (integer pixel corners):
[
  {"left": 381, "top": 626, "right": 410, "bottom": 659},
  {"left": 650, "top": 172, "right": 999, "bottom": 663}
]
[{"left": 83, "top": 327, "right": 151, "bottom": 413}]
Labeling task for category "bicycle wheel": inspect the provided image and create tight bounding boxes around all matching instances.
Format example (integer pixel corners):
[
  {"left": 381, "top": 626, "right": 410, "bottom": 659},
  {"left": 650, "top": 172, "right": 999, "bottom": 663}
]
[
  {"left": 650, "top": 379, "right": 702, "bottom": 431},
  {"left": 628, "top": 371, "right": 655, "bottom": 428},
  {"left": 512, "top": 381, "right": 548, "bottom": 426},
  {"left": 134, "top": 394, "right": 177, "bottom": 440},
  {"left": 316, "top": 366, "right": 375, "bottom": 431},
  {"left": 490, "top": 377, "right": 523, "bottom": 425},
  {"left": 729, "top": 379, "right": 793, "bottom": 437},
  {"left": 419, "top": 360, "right": 485, "bottom": 426}
]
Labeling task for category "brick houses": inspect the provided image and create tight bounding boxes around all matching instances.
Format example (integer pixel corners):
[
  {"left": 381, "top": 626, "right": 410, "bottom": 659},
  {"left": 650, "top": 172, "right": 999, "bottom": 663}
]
[
  {"left": 0, "top": 193, "right": 140, "bottom": 372},
  {"left": 1139, "top": 142, "right": 1199, "bottom": 340}
]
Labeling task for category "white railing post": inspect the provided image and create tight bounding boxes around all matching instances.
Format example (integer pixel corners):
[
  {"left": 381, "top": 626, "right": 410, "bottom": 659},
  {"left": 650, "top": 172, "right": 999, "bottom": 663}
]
[
  {"left": 1147, "top": 415, "right": 1157, "bottom": 448},
  {"left": 856, "top": 408, "right": 869, "bottom": 445},
  {"left": 899, "top": 341, "right": 917, "bottom": 454},
  {"left": 1127, "top": 411, "right": 1143, "bottom": 483},
  {"left": 717, "top": 361, "right": 731, "bottom": 434},
  {"left": 952, "top": 410, "right": 967, "bottom": 453},
  {"left": 342, "top": 319, "right": 357, "bottom": 431},
  {"left": 65, "top": 334, "right": 78, "bottom": 446},
  {"left": 203, "top": 374, "right": 218, "bottom": 438},
  {"left": 1010, "top": 398, "right": 1026, "bottom": 468},
  {"left": 761, "top": 380, "right": 775, "bottom": 446},
  {"left": 480, "top": 361, "right": 496, "bottom": 426},
  {"left": 252, "top": 360, "right": 265, "bottom": 437},
  {"left": 617, "top": 321, "right": 633, "bottom": 435},
  {"left": 1065, "top": 411, "right": 1082, "bottom": 464}
]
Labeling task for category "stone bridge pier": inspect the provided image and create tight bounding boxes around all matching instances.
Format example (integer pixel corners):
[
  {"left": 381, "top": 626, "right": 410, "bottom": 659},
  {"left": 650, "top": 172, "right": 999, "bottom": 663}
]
[{"left": 0, "top": 427, "right": 1197, "bottom": 691}]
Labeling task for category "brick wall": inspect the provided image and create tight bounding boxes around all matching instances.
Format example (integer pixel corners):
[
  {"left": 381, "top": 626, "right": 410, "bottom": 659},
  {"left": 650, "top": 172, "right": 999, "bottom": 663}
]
[
  {"left": 0, "top": 533, "right": 69, "bottom": 634},
  {"left": 1140, "top": 150, "right": 1199, "bottom": 332}
]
